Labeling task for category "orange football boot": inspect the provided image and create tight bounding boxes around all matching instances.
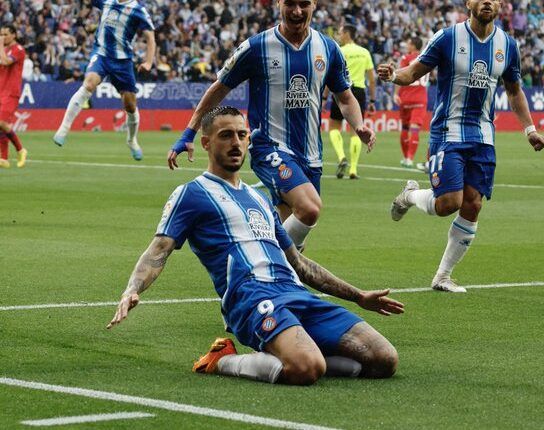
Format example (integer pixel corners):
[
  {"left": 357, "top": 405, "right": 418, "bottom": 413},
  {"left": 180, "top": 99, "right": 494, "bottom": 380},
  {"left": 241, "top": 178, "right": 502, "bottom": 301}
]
[{"left": 192, "top": 338, "right": 237, "bottom": 374}]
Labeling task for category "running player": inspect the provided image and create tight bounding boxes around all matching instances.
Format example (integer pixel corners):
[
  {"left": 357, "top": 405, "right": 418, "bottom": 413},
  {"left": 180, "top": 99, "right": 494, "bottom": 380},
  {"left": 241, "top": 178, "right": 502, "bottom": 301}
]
[
  {"left": 108, "top": 106, "right": 403, "bottom": 385},
  {"left": 0, "top": 25, "right": 27, "bottom": 169},
  {"left": 393, "top": 37, "right": 428, "bottom": 169},
  {"left": 53, "top": 0, "right": 155, "bottom": 161},
  {"left": 167, "top": 0, "right": 376, "bottom": 251},
  {"left": 378, "top": 0, "right": 544, "bottom": 292},
  {"left": 324, "top": 24, "right": 376, "bottom": 179}
]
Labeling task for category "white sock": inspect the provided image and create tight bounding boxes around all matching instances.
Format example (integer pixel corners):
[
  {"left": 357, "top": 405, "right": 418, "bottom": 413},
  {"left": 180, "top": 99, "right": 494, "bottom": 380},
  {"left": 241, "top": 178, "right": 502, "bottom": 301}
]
[
  {"left": 325, "top": 356, "right": 361, "bottom": 377},
  {"left": 126, "top": 108, "right": 140, "bottom": 143},
  {"left": 437, "top": 215, "right": 478, "bottom": 276},
  {"left": 282, "top": 214, "right": 315, "bottom": 248},
  {"left": 407, "top": 189, "right": 436, "bottom": 215},
  {"left": 216, "top": 352, "right": 283, "bottom": 384},
  {"left": 58, "top": 86, "right": 92, "bottom": 136}
]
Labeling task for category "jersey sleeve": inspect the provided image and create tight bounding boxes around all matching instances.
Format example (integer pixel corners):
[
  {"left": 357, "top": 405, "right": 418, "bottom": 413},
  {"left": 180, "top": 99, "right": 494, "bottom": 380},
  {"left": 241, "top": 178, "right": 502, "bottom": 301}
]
[
  {"left": 10, "top": 45, "right": 25, "bottom": 64},
  {"left": 326, "top": 41, "right": 351, "bottom": 93},
  {"left": 138, "top": 7, "right": 155, "bottom": 31},
  {"left": 502, "top": 38, "right": 521, "bottom": 83},
  {"left": 156, "top": 184, "right": 195, "bottom": 249},
  {"left": 217, "top": 39, "right": 254, "bottom": 89},
  {"left": 272, "top": 209, "right": 294, "bottom": 250},
  {"left": 417, "top": 29, "right": 446, "bottom": 69}
]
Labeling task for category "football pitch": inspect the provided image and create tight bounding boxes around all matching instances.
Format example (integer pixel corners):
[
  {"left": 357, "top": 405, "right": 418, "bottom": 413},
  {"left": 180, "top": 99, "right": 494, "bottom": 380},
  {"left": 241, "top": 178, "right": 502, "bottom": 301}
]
[{"left": 1, "top": 131, "right": 543, "bottom": 429}]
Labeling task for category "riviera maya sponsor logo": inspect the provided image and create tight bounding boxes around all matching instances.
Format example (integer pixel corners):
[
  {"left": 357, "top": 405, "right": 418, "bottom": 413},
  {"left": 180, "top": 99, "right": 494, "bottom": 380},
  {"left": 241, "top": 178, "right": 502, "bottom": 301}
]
[
  {"left": 285, "top": 74, "right": 310, "bottom": 109},
  {"left": 468, "top": 60, "right": 489, "bottom": 89},
  {"left": 247, "top": 209, "right": 274, "bottom": 239}
]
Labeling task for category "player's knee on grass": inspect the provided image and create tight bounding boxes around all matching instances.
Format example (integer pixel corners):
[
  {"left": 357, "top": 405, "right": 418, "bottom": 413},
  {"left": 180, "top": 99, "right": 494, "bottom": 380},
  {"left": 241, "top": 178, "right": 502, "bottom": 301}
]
[
  {"left": 280, "top": 352, "right": 326, "bottom": 385},
  {"left": 359, "top": 344, "right": 399, "bottom": 379}
]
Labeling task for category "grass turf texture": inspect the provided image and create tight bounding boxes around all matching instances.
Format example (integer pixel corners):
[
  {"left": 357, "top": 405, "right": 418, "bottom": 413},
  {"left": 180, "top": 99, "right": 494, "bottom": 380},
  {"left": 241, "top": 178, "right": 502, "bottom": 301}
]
[{"left": 1, "top": 131, "right": 543, "bottom": 429}]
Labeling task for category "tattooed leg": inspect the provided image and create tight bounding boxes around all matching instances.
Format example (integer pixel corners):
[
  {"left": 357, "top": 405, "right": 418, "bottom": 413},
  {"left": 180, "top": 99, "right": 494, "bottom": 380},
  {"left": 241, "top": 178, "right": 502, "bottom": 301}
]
[
  {"left": 336, "top": 322, "right": 398, "bottom": 378},
  {"left": 265, "top": 325, "right": 326, "bottom": 385}
]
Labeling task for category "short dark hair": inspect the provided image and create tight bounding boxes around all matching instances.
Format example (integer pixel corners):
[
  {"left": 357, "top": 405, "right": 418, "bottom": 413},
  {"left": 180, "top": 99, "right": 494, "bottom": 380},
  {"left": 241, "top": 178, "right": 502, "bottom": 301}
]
[
  {"left": 1, "top": 24, "right": 17, "bottom": 35},
  {"left": 342, "top": 24, "right": 357, "bottom": 41},
  {"left": 201, "top": 106, "right": 244, "bottom": 134},
  {"left": 410, "top": 37, "right": 423, "bottom": 51}
]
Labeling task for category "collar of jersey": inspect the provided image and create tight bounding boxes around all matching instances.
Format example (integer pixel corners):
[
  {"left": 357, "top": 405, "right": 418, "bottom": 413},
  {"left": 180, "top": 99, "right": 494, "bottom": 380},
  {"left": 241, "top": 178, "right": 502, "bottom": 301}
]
[
  {"left": 464, "top": 20, "right": 497, "bottom": 44},
  {"left": 203, "top": 171, "right": 244, "bottom": 190},
  {"left": 274, "top": 25, "right": 312, "bottom": 51}
]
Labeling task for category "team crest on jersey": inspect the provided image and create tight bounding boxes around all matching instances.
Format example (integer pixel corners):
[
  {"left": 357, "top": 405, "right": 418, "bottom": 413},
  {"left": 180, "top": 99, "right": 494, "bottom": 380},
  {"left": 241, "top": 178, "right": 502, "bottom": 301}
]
[
  {"left": 247, "top": 209, "right": 273, "bottom": 240},
  {"left": 495, "top": 49, "right": 504, "bottom": 63},
  {"left": 285, "top": 74, "right": 310, "bottom": 109},
  {"left": 262, "top": 317, "right": 277, "bottom": 332},
  {"left": 314, "top": 55, "right": 326, "bottom": 72},
  {"left": 278, "top": 164, "right": 292, "bottom": 180},
  {"left": 431, "top": 172, "right": 440, "bottom": 188},
  {"left": 468, "top": 60, "right": 489, "bottom": 89}
]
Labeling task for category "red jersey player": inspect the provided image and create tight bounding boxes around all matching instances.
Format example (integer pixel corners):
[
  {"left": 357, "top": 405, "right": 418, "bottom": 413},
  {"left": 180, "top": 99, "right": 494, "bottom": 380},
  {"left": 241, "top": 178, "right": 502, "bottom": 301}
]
[
  {"left": 0, "top": 24, "right": 27, "bottom": 168},
  {"left": 393, "top": 37, "right": 428, "bottom": 168}
]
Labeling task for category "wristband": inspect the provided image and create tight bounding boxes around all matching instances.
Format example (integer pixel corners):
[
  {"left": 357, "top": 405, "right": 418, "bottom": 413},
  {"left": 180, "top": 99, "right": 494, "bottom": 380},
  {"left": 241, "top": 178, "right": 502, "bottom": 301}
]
[
  {"left": 390, "top": 71, "right": 397, "bottom": 83},
  {"left": 322, "top": 96, "right": 328, "bottom": 101},
  {"left": 172, "top": 127, "right": 197, "bottom": 154},
  {"left": 524, "top": 125, "right": 536, "bottom": 136}
]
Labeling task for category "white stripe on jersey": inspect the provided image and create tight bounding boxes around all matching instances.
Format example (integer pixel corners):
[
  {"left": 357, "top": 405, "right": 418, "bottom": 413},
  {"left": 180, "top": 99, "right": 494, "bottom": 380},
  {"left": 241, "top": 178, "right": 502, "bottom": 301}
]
[
  {"left": 306, "top": 30, "right": 328, "bottom": 164},
  {"left": 196, "top": 176, "right": 274, "bottom": 282},
  {"left": 266, "top": 29, "right": 288, "bottom": 150},
  {"left": 446, "top": 24, "right": 469, "bottom": 142},
  {"left": 114, "top": 3, "right": 133, "bottom": 58},
  {"left": 96, "top": 2, "right": 111, "bottom": 55}
]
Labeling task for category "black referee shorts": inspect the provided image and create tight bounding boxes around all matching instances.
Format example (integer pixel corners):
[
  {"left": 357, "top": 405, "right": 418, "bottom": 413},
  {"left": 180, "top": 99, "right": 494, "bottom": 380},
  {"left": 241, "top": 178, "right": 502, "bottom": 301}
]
[{"left": 330, "top": 86, "right": 367, "bottom": 121}]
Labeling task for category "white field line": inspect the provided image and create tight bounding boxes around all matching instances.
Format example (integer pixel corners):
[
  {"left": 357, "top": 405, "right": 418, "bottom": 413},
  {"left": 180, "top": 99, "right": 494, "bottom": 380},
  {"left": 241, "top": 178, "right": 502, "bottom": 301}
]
[
  {"left": 21, "top": 412, "right": 154, "bottom": 427},
  {"left": 1, "top": 282, "right": 543, "bottom": 312},
  {"left": 2, "top": 378, "right": 340, "bottom": 430},
  {"left": 27, "top": 159, "right": 544, "bottom": 190}
]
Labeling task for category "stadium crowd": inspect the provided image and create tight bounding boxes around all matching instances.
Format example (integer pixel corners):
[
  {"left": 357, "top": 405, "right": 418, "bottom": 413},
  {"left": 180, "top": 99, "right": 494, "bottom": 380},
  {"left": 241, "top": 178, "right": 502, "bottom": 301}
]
[{"left": 1, "top": 0, "right": 543, "bottom": 88}]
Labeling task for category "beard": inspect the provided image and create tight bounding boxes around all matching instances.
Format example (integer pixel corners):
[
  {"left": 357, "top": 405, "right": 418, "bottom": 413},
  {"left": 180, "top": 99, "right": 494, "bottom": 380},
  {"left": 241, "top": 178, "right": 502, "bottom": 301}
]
[
  {"left": 472, "top": 8, "right": 498, "bottom": 25},
  {"left": 218, "top": 153, "right": 246, "bottom": 172}
]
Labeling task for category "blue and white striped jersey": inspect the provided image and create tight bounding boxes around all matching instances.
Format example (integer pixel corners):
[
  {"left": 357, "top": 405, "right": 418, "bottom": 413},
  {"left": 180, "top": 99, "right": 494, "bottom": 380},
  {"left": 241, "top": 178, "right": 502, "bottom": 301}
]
[
  {"left": 156, "top": 172, "right": 302, "bottom": 308},
  {"left": 217, "top": 26, "right": 351, "bottom": 168},
  {"left": 418, "top": 21, "right": 521, "bottom": 146},
  {"left": 92, "top": 0, "right": 154, "bottom": 60}
]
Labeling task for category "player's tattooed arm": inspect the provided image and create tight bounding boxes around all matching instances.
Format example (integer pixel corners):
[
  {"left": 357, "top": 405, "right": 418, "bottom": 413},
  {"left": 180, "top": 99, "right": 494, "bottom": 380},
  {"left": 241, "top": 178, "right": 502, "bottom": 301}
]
[
  {"left": 284, "top": 245, "right": 404, "bottom": 316},
  {"left": 124, "top": 236, "right": 176, "bottom": 296},
  {"left": 107, "top": 236, "right": 176, "bottom": 329}
]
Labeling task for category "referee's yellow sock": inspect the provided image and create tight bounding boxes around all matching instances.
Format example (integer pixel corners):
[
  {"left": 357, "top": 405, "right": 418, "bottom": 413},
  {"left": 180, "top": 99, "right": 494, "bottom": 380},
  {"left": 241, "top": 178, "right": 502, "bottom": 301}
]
[
  {"left": 329, "top": 129, "right": 346, "bottom": 162},
  {"left": 349, "top": 135, "right": 362, "bottom": 175}
]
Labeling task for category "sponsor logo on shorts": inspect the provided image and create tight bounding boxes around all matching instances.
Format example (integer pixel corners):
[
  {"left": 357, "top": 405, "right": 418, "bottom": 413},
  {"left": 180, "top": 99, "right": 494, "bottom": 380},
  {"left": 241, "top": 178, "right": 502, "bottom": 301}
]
[
  {"left": 314, "top": 56, "right": 326, "bottom": 72},
  {"left": 431, "top": 172, "right": 440, "bottom": 188},
  {"left": 278, "top": 164, "right": 292, "bottom": 180},
  {"left": 262, "top": 317, "right": 277, "bottom": 332},
  {"left": 495, "top": 49, "right": 504, "bottom": 63}
]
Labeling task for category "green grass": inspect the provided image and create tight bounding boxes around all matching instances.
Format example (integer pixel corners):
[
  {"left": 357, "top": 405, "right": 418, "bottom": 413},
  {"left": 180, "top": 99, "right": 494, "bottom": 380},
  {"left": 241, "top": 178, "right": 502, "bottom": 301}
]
[{"left": 1, "top": 131, "right": 543, "bottom": 429}]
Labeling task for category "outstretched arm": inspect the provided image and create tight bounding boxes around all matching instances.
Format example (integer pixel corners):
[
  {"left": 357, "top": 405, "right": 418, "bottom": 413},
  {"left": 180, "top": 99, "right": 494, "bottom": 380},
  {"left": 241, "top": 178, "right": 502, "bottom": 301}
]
[
  {"left": 167, "top": 81, "right": 231, "bottom": 168},
  {"left": 377, "top": 61, "right": 432, "bottom": 86},
  {"left": 333, "top": 89, "right": 376, "bottom": 152},
  {"left": 504, "top": 80, "right": 544, "bottom": 151},
  {"left": 107, "top": 235, "right": 176, "bottom": 328},
  {"left": 284, "top": 245, "right": 404, "bottom": 316}
]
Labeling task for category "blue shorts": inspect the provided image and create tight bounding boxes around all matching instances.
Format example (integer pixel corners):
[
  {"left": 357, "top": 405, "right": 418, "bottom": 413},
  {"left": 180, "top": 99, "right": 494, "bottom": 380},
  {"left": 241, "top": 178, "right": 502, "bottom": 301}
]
[
  {"left": 87, "top": 53, "right": 137, "bottom": 93},
  {"left": 224, "top": 280, "right": 363, "bottom": 355},
  {"left": 429, "top": 142, "right": 496, "bottom": 200},
  {"left": 249, "top": 147, "right": 322, "bottom": 206}
]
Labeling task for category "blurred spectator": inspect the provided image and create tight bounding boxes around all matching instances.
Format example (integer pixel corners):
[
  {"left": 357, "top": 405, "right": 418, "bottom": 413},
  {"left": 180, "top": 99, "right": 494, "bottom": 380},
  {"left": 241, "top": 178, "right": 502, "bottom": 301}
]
[
  {"left": 29, "top": 64, "right": 48, "bottom": 82},
  {"left": 0, "top": 0, "right": 541, "bottom": 88}
]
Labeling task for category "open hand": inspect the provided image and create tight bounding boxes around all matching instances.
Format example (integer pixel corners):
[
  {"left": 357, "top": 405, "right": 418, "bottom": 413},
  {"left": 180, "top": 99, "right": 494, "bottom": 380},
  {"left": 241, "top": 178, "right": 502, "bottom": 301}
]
[
  {"left": 356, "top": 289, "right": 404, "bottom": 316},
  {"left": 107, "top": 293, "right": 140, "bottom": 329},
  {"left": 355, "top": 125, "right": 376, "bottom": 153}
]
